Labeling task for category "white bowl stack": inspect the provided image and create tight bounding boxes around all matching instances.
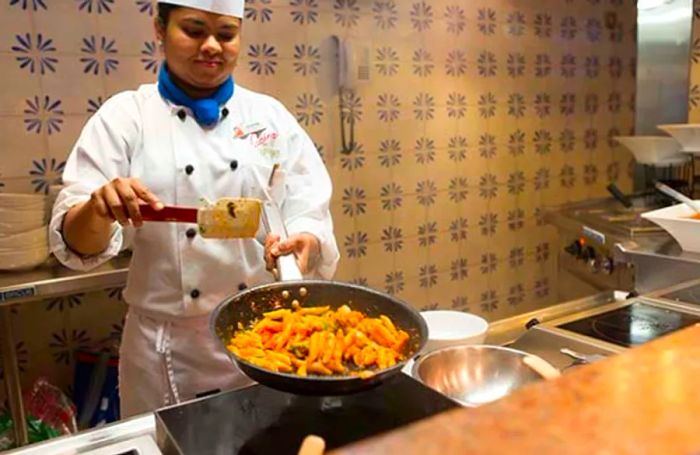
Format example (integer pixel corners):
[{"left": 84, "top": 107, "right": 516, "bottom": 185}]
[
  {"left": 657, "top": 124, "right": 700, "bottom": 154},
  {"left": 0, "top": 193, "right": 51, "bottom": 271},
  {"left": 614, "top": 136, "right": 689, "bottom": 167},
  {"left": 642, "top": 202, "right": 700, "bottom": 253}
]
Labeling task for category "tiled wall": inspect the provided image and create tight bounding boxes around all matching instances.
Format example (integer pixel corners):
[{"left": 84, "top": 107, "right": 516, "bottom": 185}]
[
  {"left": 0, "top": 0, "right": 635, "bottom": 401},
  {"left": 690, "top": 0, "right": 700, "bottom": 122}
]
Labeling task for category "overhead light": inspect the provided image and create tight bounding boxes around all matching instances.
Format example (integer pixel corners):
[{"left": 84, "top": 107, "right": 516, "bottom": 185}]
[{"left": 638, "top": 0, "right": 673, "bottom": 10}]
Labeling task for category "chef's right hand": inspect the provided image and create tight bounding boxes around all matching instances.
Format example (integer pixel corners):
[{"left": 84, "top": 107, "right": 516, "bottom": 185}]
[{"left": 87, "top": 177, "right": 163, "bottom": 228}]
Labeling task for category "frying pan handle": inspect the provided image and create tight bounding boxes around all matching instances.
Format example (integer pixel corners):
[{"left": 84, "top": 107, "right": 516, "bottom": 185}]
[{"left": 262, "top": 202, "right": 304, "bottom": 281}]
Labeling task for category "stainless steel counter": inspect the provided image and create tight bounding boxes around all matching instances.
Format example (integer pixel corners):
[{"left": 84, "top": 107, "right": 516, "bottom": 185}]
[{"left": 0, "top": 254, "right": 130, "bottom": 447}]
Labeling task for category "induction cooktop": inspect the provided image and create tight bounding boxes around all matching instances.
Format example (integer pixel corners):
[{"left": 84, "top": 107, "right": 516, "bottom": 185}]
[{"left": 155, "top": 374, "right": 458, "bottom": 455}]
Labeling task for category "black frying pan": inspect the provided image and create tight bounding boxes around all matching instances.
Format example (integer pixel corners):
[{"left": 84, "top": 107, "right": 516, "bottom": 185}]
[{"left": 210, "top": 279, "right": 427, "bottom": 395}]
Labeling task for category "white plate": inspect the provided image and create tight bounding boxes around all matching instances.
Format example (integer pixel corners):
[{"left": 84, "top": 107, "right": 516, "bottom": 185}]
[{"left": 642, "top": 202, "right": 700, "bottom": 252}]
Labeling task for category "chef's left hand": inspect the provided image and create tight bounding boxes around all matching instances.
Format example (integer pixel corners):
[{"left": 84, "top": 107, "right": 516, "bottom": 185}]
[{"left": 265, "top": 233, "right": 320, "bottom": 274}]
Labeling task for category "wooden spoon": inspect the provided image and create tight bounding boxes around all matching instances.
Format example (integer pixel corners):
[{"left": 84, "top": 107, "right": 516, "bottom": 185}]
[{"left": 523, "top": 355, "right": 561, "bottom": 380}]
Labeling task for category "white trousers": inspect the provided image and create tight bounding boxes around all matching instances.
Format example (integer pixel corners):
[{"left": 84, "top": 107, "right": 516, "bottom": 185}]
[{"left": 118, "top": 309, "right": 254, "bottom": 417}]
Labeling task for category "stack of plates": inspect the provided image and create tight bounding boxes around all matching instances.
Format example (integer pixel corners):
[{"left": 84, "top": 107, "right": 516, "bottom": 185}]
[{"left": 0, "top": 193, "right": 50, "bottom": 271}]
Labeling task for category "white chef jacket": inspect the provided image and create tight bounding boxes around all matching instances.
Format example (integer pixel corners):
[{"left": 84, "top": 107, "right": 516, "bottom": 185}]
[
  {"left": 48, "top": 83, "right": 340, "bottom": 415},
  {"left": 50, "top": 83, "right": 339, "bottom": 317}
]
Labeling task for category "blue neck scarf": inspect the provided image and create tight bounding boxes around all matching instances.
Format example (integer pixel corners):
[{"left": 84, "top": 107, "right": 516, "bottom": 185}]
[{"left": 158, "top": 64, "right": 234, "bottom": 127}]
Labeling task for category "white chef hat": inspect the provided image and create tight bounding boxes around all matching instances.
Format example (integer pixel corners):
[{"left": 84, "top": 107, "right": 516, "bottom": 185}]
[{"left": 157, "top": 0, "right": 244, "bottom": 18}]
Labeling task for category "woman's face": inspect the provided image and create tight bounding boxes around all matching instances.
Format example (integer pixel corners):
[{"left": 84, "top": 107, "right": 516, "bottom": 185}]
[{"left": 155, "top": 7, "right": 241, "bottom": 94}]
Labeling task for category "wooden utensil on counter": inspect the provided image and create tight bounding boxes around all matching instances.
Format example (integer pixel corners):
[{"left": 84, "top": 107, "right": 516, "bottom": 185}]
[
  {"left": 523, "top": 355, "right": 561, "bottom": 380},
  {"left": 297, "top": 435, "right": 326, "bottom": 455},
  {"left": 138, "top": 197, "right": 262, "bottom": 239}
]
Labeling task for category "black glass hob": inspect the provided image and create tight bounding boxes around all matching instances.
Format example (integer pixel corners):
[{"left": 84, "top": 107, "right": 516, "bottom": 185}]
[
  {"left": 558, "top": 301, "right": 700, "bottom": 348},
  {"left": 155, "top": 374, "right": 458, "bottom": 455}
]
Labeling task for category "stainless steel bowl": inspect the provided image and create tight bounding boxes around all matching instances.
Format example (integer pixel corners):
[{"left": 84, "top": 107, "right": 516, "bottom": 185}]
[{"left": 411, "top": 344, "right": 547, "bottom": 407}]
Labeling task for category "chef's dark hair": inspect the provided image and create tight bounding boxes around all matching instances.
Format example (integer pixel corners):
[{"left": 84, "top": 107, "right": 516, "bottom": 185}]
[{"left": 157, "top": 2, "right": 180, "bottom": 27}]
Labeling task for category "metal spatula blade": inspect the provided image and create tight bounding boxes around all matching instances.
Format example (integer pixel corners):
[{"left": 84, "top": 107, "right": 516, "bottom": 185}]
[{"left": 139, "top": 197, "right": 262, "bottom": 239}]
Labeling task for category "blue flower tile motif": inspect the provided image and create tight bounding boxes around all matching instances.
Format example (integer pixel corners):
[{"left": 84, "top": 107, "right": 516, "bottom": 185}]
[
  {"left": 586, "top": 17, "right": 602, "bottom": 42},
  {"left": 410, "top": 2, "right": 433, "bottom": 32},
  {"left": 507, "top": 53, "right": 525, "bottom": 78},
  {"left": 248, "top": 43, "right": 277, "bottom": 76},
  {"left": 507, "top": 209, "right": 525, "bottom": 231},
  {"left": 584, "top": 93, "right": 599, "bottom": 114},
  {"left": 107, "top": 287, "right": 124, "bottom": 301},
  {"left": 560, "top": 93, "right": 576, "bottom": 116},
  {"left": 136, "top": 0, "right": 155, "bottom": 15},
  {"left": 30, "top": 158, "right": 66, "bottom": 194},
  {"left": 508, "top": 129, "right": 525, "bottom": 156},
  {"left": 416, "top": 180, "right": 437, "bottom": 207},
  {"left": 533, "top": 93, "right": 551, "bottom": 118},
  {"left": 480, "top": 291, "right": 498, "bottom": 312},
  {"left": 480, "top": 253, "right": 497, "bottom": 274},
  {"left": 477, "top": 51, "right": 497, "bottom": 77},
  {"left": 24, "top": 96, "right": 64, "bottom": 135},
  {"left": 534, "top": 53, "right": 551, "bottom": 77},
  {"left": 508, "top": 284, "right": 525, "bottom": 306},
  {"left": 290, "top": 0, "right": 318, "bottom": 25},
  {"left": 87, "top": 96, "right": 104, "bottom": 114},
  {"left": 507, "top": 93, "right": 526, "bottom": 118},
  {"left": 535, "top": 208, "right": 546, "bottom": 226},
  {"left": 448, "top": 177, "right": 468, "bottom": 202},
  {"left": 341, "top": 186, "right": 366, "bottom": 217},
  {"left": 385, "top": 270, "right": 404, "bottom": 295},
  {"left": 334, "top": 0, "right": 360, "bottom": 28},
  {"left": 534, "top": 129, "right": 552, "bottom": 155},
  {"left": 559, "top": 165, "right": 576, "bottom": 188},
  {"left": 375, "top": 46, "right": 399, "bottom": 76},
  {"left": 12, "top": 33, "right": 57, "bottom": 75},
  {"left": 534, "top": 278, "right": 550, "bottom": 299},
  {"left": 77, "top": 0, "right": 114, "bottom": 14},
  {"left": 0, "top": 342, "right": 29, "bottom": 379},
  {"left": 509, "top": 247, "right": 524, "bottom": 268},
  {"left": 373, "top": 0, "right": 397, "bottom": 30},
  {"left": 607, "top": 127, "right": 621, "bottom": 148},
  {"left": 381, "top": 226, "right": 403, "bottom": 252},
  {"left": 450, "top": 258, "right": 468, "bottom": 281},
  {"left": 479, "top": 213, "right": 498, "bottom": 236},
  {"left": 50, "top": 329, "right": 91, "bottom": 365},
  {"left": 507, "top": 11, "right": 526, "bottom": 36},
  {"left": 412, "top": 49, "right": 434, "bottom": 77},
  {"left": 293, "top": 44, "right": 320, "bottom": 76},
  {"left": 340, "top": 143, "right": 365, "bottom": 170},
  {"left": 507, "top": 171, "right": 525, "bottom": 195},
  {"left": 340, "top": 91, "right": 363, "bottom": 123},
  {"left": 451, "top": 296, "right": 469, "bottom": 310},
  {"left": 560, "top": 16, "right": 577, "bottom": 40},
  {"left": 141, "top": 41, "right": 160, "bottom": 74},
  {"left": 446, "top": 92, "right": 466, "bottom": 118},
  {"left": 351, "top": 277, "right": 368, "bottom": 287},
  {"left": 607, "top": 162, "right": 620, "bottom": 183},
  {"left": 534, "top": 168, "right": 550, "bottom": 191},
  {"left": 478, "top": 174, "right": 498, "bottom": 199},
  {"left": 9, "top": 0, "right": 47, "bottom": 10},
  {"left": 608, "top": 91, "right": 622, "bottom": 113},
  {"left": 584, "top": 128, "right": 598, "bottom": 150},
  {"left": 559, "top": 129, "right": 575, "bottom": 152},
  {"left": 478, "top": 133, "right": 496, "bottom": 158},
  {"left": 376, "top": 93, "right": 400, "bottom": 122},
  {"left": 445, "top": 50, "right": 467, "bottom": 77},
  {"left": 536, "top": 242, "right": 550, "bottom": 263},
  {"left": 418, "top": 264, "right": 438, "bottom": 288},
  {"left": 378, "top": 139, "right": 401, "bottom": 167},
  {"left": 449, "top": 217, "right": 468, "bottom": 242},
  {"left": 46, "top": 294, "right": 84, "bottom": 312},
  {"left": 344, "top": 231, "right": 368, "bottom": 258},
  {"left": 417, "top": 221, "right": 437, "bottom": 247},
  {"left": 560, "top": 54, "right": 576, "bottom": 78},
  {"left": 608, "top": 21, "right": 623, "bottom": 43},
  {"left": 478, "top": 92, "right": 496, "bottom": 118},
  {"left": 609, "top": 56, "right": 623, "bottom": 79},
  {"left": 380, "top": 182, "right": 403, "bottom": 211},
  {"left": 245, "top": 0, "right": 273, "bottom": 23},
  {"left": 414, "top": 137, "right": 435, "bottom": 164},
  {"left": 421, "top": 302, "right": 439, "bottom": 311},
  {"left": 445, "top": 5, "right": 465, "bottom": 35},
  {"left": 534, "top": 13, "right": 552, "bottom": 38},
  {"left": 81, "top": 35, "right": 119, "bottom": 75},
  {"left": 585, "top": 55, "right": 600, "bottom": 78},
  {"left": 448, "top": 135, "right": 467, "bottom": 162},
  {"left": 413, "top": 92, "right": 434, "bottom": 120},
  {"left": 295, "top": 93, "right": 324, "bottom": 126},
  {"left": 477, "top": 8, "right": 496, "bottom": 35}
]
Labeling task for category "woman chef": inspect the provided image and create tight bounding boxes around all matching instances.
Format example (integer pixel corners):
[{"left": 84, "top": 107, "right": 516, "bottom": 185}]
[{"left": 49, "top": 0, "right": 339, "bottom": 417}]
